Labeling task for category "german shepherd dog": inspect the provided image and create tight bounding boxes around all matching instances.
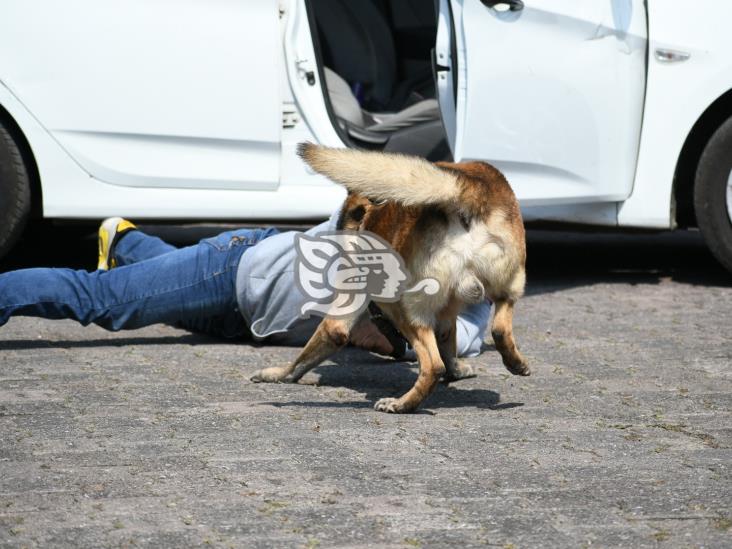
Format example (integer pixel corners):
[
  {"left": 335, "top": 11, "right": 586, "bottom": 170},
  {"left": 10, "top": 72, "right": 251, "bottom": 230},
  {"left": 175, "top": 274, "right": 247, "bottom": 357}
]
[{"left": 251, "top": 143, "right": 529, "bottom": 413}]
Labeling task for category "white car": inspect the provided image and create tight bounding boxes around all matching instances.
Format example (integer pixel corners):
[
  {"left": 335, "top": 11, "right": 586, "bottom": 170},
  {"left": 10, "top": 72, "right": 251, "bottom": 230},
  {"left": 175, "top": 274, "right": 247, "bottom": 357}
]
[{"left": 1, "top": 0, "right": 731, "bottom": 273}]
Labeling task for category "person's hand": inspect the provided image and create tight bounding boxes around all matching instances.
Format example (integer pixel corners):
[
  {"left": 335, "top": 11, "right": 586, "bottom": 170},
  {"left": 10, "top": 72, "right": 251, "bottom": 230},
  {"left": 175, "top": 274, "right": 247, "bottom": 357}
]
[{"left": 349, "top": 320, "right": 394, "bottom": 356}]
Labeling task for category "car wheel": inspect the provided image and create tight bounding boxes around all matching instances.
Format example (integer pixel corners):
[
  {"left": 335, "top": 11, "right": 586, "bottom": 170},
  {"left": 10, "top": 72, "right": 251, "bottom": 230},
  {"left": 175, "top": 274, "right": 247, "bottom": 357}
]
[
  {"left": 694, "top": 116, "right": 732, "bottom": 275},
  {"left": 0, "top": 121, "right": 31, "bottom": 260}
]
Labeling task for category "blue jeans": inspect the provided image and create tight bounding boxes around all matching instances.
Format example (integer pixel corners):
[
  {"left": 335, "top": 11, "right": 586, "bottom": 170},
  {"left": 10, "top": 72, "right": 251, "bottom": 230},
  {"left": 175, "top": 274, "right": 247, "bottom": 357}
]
[{"left": 0, "top": 227, "right": 278, "bottom": 338}]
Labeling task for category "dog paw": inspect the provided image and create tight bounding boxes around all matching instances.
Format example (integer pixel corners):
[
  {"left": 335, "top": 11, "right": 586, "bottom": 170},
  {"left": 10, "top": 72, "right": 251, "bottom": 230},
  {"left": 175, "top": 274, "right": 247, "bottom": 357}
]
[
  {"left": 504, "top": 359, "right": 531, "bottom": 376},
  {"left": 374, "top": 397, "right": 406, "bottom": 413},
  {"left": 443, "top": 361, "right": 476, "bottom": 383},
  {"left": 250, "top": 367, "right": 287, "bottom": 383}
]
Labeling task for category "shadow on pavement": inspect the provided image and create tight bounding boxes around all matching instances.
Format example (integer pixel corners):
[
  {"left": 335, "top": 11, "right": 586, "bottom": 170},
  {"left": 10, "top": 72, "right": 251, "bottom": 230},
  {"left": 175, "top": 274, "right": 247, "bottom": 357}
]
[
  {"left": 525, "top": 228, "right": 731, "bottom": 293},
  {"left": 0, "top": 333, "right": 220, "bottom": 351},
  {"left": 257, "top": 348, "right": 523, "bottom": 411}
]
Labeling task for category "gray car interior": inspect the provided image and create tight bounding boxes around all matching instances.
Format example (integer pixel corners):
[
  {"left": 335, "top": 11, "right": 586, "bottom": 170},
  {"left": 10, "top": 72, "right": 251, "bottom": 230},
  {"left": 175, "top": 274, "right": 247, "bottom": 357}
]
[{"left": 309, "top": 0, "right": 450, "bottom": 160}]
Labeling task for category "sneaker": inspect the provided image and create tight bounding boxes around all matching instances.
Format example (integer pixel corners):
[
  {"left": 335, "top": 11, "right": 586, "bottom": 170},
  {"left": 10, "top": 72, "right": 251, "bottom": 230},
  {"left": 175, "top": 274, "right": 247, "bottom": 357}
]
[{"left": 97, "top": 217, "right": 137, "bottom": 270}]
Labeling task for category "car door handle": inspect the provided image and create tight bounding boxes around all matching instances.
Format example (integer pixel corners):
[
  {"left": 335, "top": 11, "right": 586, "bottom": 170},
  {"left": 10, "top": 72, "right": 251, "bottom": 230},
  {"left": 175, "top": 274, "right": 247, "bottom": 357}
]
[{"left": 480, "top": 0, "right": 524, "bottom": 11}]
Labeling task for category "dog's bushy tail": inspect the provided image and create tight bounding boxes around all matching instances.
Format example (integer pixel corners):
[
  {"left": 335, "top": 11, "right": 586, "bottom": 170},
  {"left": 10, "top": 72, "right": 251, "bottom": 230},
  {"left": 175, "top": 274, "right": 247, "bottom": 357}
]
[{"left": 297, "top": 142, "right": 460, "bottom": 207}]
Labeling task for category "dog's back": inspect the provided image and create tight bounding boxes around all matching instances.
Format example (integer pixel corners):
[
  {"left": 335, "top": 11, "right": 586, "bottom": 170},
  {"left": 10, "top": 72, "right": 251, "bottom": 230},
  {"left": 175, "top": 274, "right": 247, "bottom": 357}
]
[{"left": 298, "top": 143, "right": 527, "bottom": 311}]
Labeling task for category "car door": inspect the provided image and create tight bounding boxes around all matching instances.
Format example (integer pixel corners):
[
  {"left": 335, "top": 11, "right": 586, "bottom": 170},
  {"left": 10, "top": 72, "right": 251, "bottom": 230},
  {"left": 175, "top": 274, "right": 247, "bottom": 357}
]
[
  {"left": 0, "top": 0, "right": 281, "bottom": 191},
  {"left": 435, "top": 0, "right": 647, "bottom": 206}
]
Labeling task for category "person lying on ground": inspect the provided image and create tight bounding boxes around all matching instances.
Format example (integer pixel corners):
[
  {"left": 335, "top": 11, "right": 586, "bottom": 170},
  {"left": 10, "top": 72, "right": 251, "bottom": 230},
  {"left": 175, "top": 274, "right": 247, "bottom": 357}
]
[{"left": 0, "top": 213, "right": 491, "bottom": 360}]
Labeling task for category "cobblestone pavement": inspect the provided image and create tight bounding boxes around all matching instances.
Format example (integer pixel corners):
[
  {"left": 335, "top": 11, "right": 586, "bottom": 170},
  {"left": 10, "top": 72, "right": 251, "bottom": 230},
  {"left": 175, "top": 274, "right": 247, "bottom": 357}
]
[{"left": 1, "top": 227, "right": 730, "bottom": 548}]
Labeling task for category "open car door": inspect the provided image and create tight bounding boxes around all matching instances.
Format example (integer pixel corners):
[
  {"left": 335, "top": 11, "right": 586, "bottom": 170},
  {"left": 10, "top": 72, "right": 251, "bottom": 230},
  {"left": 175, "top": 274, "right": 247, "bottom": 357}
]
[{"left": 435, "top": 0, "right": 647, "bottom": 207}]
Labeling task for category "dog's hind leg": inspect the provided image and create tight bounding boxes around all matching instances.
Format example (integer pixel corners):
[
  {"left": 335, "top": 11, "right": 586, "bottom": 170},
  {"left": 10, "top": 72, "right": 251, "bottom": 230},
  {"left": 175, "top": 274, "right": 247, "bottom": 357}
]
[
  {"left": 491, "top": 299, "right": 530, "bottom": 376},
  {"left": 374, "top": 323, "right": 446, "bottom": 413},
  {"left": 436, "top": 317, "right": 476, "bottom": 383},
  {"left": 250, "top": 313, "right": 363, "bottom": 384}
]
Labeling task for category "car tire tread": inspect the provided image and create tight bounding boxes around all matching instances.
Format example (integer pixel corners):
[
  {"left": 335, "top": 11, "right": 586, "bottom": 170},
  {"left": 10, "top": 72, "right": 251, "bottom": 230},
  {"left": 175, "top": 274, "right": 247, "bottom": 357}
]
[
  {"left": 694, "top": 117, "right": 732, "bottom": 275},
  {"left": 0, "top": 121, "right": 32, "bottom": 260}
]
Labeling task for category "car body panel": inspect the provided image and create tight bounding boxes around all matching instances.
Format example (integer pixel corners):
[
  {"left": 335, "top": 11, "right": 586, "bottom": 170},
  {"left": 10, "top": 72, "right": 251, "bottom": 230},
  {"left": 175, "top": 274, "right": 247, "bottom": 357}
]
[
  {"left": 444, "top": 0, "right": 647, "bottom": 207},
  {"left": 0, "top": 0, "right": 281, "bottom": 191},
  {"left": 0, "top": 78, "right": 345, "bottom": 221},
  {"left": 619, "top": 0, "right": 732, "bottom": 228},
  {"left": 1, "top": 0, "right": 732, "bottom": 231}
]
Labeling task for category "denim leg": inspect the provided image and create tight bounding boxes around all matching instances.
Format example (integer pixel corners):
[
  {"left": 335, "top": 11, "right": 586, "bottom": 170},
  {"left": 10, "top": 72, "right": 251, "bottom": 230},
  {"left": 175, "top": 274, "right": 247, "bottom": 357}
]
[
  {"left": 113, "top": 227, "right": 279, "bottom": 266},
  {"left": 0, "top": 235, "right": 251, "bottom": 334},
  {"left": 172, "top": 228, "right": 278, "bottom": 337},
  {"left": 113, "top": 231, "right": 176, "bottom": 266}
]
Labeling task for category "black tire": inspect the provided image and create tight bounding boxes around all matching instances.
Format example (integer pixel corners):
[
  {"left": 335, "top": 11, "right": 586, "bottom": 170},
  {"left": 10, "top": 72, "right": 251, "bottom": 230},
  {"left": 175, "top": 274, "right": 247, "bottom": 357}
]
[
  {"left": 0, "top": 121, "right": 31, "bottom": 259},
  {"left": 694, "top": 116, "right": 732, "bottom": 275}
]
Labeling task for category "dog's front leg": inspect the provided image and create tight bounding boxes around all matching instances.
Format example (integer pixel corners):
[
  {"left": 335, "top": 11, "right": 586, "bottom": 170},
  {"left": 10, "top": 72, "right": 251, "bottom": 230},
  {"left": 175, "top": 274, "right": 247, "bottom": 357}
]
[
  {"left": 374, "top": 324, "right": 445, "bottom": 413},
  {"left": 251, "top": 313, "right": 363, "bottom": 384}
]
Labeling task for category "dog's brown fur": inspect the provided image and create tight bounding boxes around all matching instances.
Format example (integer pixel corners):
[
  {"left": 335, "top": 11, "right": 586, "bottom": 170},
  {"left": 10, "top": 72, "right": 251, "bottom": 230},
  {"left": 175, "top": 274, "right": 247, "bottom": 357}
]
[{"left": 251, "top": 144, "right": 529, "bottom": 413}]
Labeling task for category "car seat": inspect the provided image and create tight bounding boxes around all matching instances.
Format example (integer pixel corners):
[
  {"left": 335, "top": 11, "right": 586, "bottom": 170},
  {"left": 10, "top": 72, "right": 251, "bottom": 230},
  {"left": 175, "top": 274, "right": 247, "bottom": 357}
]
[
  {"left": 311, "top": 1, "right": 447, "bottom": 158},
  {"left": 310, "top": 0, "right": 435, "bottom": 112}
]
